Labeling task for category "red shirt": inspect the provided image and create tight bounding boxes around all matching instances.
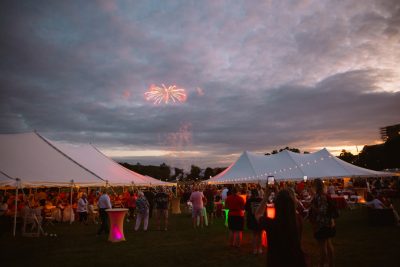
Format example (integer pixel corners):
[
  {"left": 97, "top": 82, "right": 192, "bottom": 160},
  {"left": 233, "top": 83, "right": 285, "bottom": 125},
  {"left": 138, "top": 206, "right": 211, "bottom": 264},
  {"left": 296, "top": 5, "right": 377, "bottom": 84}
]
[
  {"left": 296, "top": 181, "right": 305, "bottom": 193},
  {"left": 225, "top": 194, "right": 245, "bottom": 216},
  {"left": 128, "top": 195, "right": 137, "bottom": 208}
]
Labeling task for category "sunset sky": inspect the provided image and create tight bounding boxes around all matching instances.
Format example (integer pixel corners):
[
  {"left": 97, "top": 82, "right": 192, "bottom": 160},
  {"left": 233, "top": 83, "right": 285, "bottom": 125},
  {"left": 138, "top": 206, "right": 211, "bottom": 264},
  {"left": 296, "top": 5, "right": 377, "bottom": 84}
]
[{"left": 1, "top": 0, "right": 399, "bottom": 169}]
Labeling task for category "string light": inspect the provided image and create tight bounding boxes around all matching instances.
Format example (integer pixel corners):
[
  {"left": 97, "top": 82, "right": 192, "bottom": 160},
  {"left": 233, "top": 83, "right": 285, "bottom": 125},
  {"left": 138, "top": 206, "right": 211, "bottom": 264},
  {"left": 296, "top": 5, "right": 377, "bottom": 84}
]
[{"left": 210, "top": 151, "right": 343, "bottom": 183}]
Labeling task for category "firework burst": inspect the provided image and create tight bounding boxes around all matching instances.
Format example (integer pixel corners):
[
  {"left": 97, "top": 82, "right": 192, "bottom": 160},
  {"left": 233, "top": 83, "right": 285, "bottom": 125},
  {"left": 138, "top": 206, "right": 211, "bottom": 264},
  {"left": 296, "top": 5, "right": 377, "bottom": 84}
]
[{"left": 144, "top": 84, "right": 187, "bottom": 104}]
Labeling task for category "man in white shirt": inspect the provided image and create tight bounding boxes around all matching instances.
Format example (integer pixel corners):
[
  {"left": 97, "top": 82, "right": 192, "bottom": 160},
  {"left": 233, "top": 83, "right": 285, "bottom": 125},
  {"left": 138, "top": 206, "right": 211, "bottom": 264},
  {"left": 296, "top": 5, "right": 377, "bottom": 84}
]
[
  {"left": 97, "top": 189, "right": 112, "bottom": 235},
  {"left": 221, "top": 187, "right": 229, "bottom": 202},
  {"left": 189, "top": 186, "right": 206, "bottom": 228}
]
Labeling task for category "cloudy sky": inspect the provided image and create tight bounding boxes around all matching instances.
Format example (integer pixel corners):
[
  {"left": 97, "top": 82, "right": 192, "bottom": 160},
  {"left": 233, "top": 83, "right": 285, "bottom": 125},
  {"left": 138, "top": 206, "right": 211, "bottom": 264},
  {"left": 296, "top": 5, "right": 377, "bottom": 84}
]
[{"left": 1, "top": 0, "right": 399, "bottom": 169}]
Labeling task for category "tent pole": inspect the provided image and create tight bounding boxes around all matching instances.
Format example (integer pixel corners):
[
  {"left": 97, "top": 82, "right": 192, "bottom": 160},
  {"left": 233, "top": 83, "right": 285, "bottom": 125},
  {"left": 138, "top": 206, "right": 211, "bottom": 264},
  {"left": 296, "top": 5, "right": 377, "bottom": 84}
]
[
  {"left": 70, "top": 180, "right": 74, "bottom": 224},
  {"left": 13, "top": 178, "right": 20, "bottom": 237}
]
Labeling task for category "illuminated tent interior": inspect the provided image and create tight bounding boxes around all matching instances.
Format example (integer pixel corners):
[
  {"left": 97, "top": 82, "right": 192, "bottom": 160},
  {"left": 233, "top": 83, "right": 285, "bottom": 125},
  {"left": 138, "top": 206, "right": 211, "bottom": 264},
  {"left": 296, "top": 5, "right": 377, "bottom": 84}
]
[
  {"left": 207, "top": 148, "right": 395, "bottom": 184},
  {"left": 0, "top": 132, "right": 174, "bottom": 188}
]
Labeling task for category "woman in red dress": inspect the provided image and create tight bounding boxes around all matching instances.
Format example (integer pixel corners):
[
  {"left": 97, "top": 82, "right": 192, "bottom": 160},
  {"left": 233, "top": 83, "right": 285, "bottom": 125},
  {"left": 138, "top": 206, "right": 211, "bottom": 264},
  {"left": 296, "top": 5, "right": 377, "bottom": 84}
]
[{"left": 225, "top": 187, "right": 245, "bottom": 247}]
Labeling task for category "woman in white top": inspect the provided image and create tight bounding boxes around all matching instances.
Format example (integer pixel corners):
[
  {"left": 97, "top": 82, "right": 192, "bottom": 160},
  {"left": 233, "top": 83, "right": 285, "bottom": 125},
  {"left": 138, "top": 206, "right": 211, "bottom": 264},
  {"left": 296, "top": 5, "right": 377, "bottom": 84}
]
[{"left": 77, "top": 193, "right": 88, "bottom": 224}]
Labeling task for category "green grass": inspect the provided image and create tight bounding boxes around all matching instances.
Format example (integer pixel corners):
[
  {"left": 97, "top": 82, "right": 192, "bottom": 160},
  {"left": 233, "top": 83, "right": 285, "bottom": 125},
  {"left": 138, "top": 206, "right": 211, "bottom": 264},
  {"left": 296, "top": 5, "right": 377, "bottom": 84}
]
[{"left": 1, "top": 206, "right": 400, "bottom": 267}]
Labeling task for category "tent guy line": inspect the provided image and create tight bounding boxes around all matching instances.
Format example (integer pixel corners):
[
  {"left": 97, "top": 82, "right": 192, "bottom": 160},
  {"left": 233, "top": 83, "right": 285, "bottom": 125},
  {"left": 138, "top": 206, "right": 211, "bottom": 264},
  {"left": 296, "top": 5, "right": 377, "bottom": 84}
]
[{"left": 36, "top": 131, "right": 106, "bottom": 182}]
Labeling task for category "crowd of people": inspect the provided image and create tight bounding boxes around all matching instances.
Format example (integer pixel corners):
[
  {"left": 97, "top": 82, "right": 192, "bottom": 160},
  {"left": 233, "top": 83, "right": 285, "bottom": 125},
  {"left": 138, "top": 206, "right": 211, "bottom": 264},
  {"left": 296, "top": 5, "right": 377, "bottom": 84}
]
[{"left": 1, "top": 176, "right": 399, "bottom": 267}]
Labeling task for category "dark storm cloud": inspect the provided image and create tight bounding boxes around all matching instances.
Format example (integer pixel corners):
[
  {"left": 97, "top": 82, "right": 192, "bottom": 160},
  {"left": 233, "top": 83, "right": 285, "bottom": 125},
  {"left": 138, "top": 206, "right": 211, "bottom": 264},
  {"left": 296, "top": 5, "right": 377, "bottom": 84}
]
[{"left": 1, "top": 0, "right": 399, "bottom": 168}]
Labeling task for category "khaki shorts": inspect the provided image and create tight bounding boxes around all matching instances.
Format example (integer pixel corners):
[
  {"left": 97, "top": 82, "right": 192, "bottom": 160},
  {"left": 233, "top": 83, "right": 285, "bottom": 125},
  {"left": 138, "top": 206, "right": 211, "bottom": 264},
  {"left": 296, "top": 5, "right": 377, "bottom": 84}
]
[{"left": 192, "top": 207, "right": 203, "bottom": 218}]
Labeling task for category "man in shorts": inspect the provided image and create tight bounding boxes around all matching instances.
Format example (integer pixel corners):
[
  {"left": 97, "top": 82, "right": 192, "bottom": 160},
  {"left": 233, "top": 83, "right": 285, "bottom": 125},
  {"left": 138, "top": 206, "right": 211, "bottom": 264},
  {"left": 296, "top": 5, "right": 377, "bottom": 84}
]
[
  {"left": 189, "top": 185, "right": 206, "bottom": 228},
  {"left": 154, "top": 187, "right": 170, "bottom": 231}
]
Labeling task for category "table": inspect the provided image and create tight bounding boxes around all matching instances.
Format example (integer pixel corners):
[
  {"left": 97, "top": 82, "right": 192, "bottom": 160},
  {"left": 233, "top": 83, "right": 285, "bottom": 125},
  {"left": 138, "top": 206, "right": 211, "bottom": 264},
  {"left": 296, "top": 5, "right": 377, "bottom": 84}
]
[{"left": 106, "top": 208, "right": 128, "bottom": 242}]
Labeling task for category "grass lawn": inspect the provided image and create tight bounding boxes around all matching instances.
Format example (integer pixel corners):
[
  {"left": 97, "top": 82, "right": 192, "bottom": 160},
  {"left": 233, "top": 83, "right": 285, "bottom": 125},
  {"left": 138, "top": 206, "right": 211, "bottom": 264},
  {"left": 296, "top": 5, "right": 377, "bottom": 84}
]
[{"left": 1, "top": 206, "right": 400, "bottom": 267}]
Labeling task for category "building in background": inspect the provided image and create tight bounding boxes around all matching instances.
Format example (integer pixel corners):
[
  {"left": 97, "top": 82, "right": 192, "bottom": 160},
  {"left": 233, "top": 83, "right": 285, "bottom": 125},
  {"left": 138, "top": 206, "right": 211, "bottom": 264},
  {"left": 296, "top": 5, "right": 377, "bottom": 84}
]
[{"left": 380, "top": 123, "right": 400, "bottom": 141}]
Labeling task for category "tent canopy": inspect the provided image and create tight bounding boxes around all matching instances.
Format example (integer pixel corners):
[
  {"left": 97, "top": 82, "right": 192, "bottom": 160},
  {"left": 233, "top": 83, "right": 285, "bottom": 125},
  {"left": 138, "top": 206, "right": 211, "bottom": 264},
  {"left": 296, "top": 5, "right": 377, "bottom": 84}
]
[
  {"left": 208, "top": 148, "right": 395, "bottom": 184},
  {"left": 0, "top": 132, "right": 105, "bottom": 187},
  {"left": 47, "top": 140, "right": 175, "bottom": 187},
  {"left": 0, "top": 132, "right": 174, "bottom": 187}
]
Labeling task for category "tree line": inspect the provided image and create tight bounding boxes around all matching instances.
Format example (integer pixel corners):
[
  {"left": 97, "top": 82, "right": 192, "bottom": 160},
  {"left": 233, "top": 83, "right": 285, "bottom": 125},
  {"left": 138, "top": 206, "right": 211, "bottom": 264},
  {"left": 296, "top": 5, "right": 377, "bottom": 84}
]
[
  {"left": 119, "top": 162, "right": 226, "bottom": 182},
  {"left": 338, "top": 135, "right": 400, "bottom": 171},
  {"left": 119, "top": 136, "right": 400, "bottom": 181}
]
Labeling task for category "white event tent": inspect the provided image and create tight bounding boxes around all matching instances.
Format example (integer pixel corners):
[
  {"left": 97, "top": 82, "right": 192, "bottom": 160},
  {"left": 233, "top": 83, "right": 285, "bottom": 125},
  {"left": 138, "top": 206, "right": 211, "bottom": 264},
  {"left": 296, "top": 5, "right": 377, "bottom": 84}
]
[
  {"left": 208, "top": 148, "right": 396, "bottom": 184},
  {"left": 1, "top": 132, "right": 175, "bottom": 237},
  {"left": 0, "top": 132, "right": 174, "bottom": 188}
]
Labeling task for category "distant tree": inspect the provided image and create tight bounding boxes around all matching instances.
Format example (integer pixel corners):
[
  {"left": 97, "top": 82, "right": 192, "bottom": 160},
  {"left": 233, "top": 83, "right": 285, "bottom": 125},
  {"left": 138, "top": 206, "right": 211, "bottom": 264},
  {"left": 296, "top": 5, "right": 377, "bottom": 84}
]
[
  {"left": 268, "top": 147, "right": 302, "bottom": 155},
  {"left": 355, "top": 145, "right": 385, "bottom": 170},
  {"left": 204, "top": 167, "right": 214, "bottom": 179},
  {"left": 338, "top": 149, "right": 356, "bottom": 163},
  {"left": 118, "top": 162, "right": 170, "bottom": 181},
  {"left": 174, "top": 168, "right": 183, "bottom": 179},
  {"left": 187, "top": 165, "right": 201, "bottom": 181},
  {"left": 213, "top": 167, "right": 228, "bottom": 177},
  {"left": 159, "top": 163, "right": 171, "bottom": 181},
  {"left": 352, "top": 135, "right": 400, "bottom": 170},
  {"left": 279, "top": 147, "right": 300, "bottom": 153}
]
